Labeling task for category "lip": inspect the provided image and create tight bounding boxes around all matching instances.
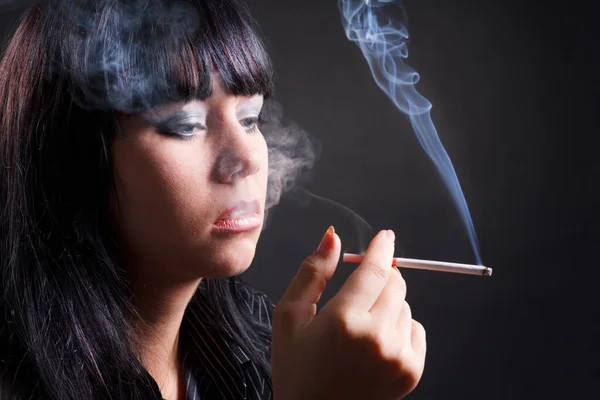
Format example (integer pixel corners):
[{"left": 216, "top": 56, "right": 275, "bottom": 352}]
[{"left": 213, "top": 199, "right": 262, "bottom": 233}]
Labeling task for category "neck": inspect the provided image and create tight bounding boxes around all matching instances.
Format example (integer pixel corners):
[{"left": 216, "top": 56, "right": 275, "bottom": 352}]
[{"left": 127, "top": 261, "right": 202, "bottom": 400}]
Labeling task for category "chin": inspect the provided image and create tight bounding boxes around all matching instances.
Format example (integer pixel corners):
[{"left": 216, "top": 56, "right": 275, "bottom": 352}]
[{"left": 197, "top": 238, "right": 258, "bottom": 279}]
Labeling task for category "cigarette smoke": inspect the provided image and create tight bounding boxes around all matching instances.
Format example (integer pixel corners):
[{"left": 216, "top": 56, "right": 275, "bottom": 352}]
[
  {"left": 259, "top": 102, "right": 373, "bottom": 249},
  {"left": 261, "top": 101, "right": 316, "bottom": 212},
  {"left": 45, "top": 0, "right": 202, "bottom": 113},
  {"left": 339, "top": 0, "right": 482, "bottom": 264}
]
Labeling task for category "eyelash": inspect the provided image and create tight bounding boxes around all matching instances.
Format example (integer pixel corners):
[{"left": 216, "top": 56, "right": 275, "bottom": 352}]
[
  {"left": 241, "top": 117, "right": 262, "bottom": 133},
  {"left": 161, "top": 117, "right": 264, "bottom": 140},
  {"left": 159, "top": 126, "right": 203, "bottom": 141}
]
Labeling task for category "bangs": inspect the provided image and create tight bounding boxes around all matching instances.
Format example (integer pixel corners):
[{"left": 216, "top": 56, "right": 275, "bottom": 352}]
[
  {"left": 169, "top": 0, "right": 275, "bottom": 104},
  {"left": 47, "top": 0, "right": 274, "bottom": 113}
]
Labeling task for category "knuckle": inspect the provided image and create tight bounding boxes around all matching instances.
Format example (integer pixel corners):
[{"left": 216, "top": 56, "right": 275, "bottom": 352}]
[
  {"left": 403, "top": 301, "right": 412, "bottom": 318},
  {"left": 393, "top": 271, "right": 407, "bottom": 292},
  {"left": 299, "top": 257, "right": 326, "bottom": 286},
  {"left": 387, "top": 355, "right": 424, "bottom": 393},
  {"left": 381, "top": 355, "right": 422, "bottom": 394},
  {"left": 362, "top": 260, "right": 388, "bottom": 281},
  {"left": 331, "top": 310, "right": 385, "bottom": 348},
  {"left": 301, "top": 256, "right": 322, "bottom": 276},
  {"left": 355, "top": 327, "right": 389, "bottom": 356},
  {"left": 360, "top": 335, "right": 386, "bottom": 360},
  {"left": 330, "top": 308, "right": 361, "bottom": 336},
  {"left": 397, "top": 364, "right": 423, "bottom": 392},
  {"left": 413, "top": 319, "right": 426, "bottom": 341},
  {"left": 329, "top": 310, "right": 425, "bottom": 392}
]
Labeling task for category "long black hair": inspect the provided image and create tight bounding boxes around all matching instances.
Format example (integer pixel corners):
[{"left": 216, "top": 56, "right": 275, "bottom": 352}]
[{"left": 0, "top": 0, "right": 275, "bottom": 398}]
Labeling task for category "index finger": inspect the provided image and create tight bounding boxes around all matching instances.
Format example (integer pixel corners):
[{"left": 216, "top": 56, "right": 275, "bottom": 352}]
[{"left": 334, "top": 229, "right": 396, "bottom": 311}]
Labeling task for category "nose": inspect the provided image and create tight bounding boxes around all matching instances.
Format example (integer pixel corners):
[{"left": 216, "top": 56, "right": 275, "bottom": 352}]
[{"left": 213, "top": 124, "right": 263, "bottom": 184}]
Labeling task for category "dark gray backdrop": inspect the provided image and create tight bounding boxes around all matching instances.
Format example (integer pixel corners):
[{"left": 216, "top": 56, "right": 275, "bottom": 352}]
[{"left": 1, "top": 0, "right": 598, "bottom": 399}]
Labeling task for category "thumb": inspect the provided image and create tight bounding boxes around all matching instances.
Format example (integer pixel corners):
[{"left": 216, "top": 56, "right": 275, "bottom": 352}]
[{"left": 277, "top": 226, "right": 340, "bottom": 327}]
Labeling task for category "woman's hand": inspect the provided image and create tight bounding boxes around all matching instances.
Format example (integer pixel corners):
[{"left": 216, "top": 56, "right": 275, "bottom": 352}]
[{"left": 271, "top": 227, "right": 426, "bottom": 400}]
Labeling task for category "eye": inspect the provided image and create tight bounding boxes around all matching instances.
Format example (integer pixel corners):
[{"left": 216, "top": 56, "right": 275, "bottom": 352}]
[
  {"left": 158, "top": 124, "right": 206, "bottom": 140},
  {"left": 149, "top": 111, "right": 207, "bottom": 140},
  {"left": 240, "top": 117, "right": 260, "bottom": 133},
  {"left": 179, "top": 125, "right": 203, "bottom": 136}
]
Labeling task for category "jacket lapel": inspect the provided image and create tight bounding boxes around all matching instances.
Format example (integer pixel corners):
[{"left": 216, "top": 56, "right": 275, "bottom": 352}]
[{"left": 181, "top": 293, "right": 249, "bottom": 400}]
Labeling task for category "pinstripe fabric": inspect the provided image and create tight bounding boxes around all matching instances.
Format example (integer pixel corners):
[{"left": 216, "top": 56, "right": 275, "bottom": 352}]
[{"left": 178, "top": 280, "right": 274, "bottom": 400}]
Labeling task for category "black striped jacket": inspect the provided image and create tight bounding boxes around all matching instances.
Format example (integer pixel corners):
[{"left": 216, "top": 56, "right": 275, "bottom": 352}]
[{"left": 178, "top": 280, "right": 275, "bottom": 400}]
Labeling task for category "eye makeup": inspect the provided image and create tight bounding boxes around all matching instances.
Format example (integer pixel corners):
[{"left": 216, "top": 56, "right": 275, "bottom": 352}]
[
  {"left": 146, "top": 110, "right": 207, "bottom": 140},
  {"left": 144, "top": 98, "right": 265, "bottom": 140},
  {"left": 237, "top": 105, "right": 263, "bottom": 134}
]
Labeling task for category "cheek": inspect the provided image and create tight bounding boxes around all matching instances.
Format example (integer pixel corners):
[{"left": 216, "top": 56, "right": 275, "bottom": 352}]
[{"left": 112, "top": 137, "right": 213, "bottom": 248}]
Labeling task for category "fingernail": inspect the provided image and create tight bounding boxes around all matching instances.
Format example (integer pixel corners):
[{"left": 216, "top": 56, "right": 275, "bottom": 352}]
[
  {"left": 318, "top": 226, "right": 334, "bottom": 252},
  {"left": 386, "top": 229, "right": 395, "bottom": 242}
]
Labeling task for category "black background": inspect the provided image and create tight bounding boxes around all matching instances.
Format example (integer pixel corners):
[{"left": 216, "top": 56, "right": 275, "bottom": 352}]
[{"left": 2, "top": 0, "right": 598, "bottom": 399}]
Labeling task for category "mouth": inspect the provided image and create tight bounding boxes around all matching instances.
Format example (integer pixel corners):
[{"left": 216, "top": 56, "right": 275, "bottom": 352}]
[{"left": 213, "top": 199, "right": 262, "bottom": 233}]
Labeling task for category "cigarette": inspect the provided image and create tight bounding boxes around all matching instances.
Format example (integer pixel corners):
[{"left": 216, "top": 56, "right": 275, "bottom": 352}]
[{"left": 342, "top": 253, "right": 492, "bottom": 277}]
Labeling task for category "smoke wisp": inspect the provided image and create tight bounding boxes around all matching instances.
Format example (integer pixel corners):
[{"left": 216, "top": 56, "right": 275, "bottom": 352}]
[
  {"left": 261, "top": 100, "right": 316, "bottom": 212},
  {"left": 339, "top": 0, "right": 482, "bottom": 264}
]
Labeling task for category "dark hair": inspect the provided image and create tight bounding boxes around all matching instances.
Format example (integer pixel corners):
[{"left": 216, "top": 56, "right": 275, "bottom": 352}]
[{"left": 0, "top": 0, "right": 275, "bottom": 398}]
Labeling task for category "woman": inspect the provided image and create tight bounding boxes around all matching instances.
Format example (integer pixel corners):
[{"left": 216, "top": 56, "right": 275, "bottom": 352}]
[{"left": 0, "top": 0, "right": 426, "bottom": 399}]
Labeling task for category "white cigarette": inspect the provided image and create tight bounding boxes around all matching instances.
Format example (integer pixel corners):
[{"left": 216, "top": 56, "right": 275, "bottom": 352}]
[{"left": 342, "top": 253, "right": 492, "bottom": 277}]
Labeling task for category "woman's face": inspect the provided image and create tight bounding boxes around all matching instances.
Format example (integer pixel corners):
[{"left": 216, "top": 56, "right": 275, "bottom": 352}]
[{"left": 111, "top": 75, "right": 268, "bottom": 280}]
